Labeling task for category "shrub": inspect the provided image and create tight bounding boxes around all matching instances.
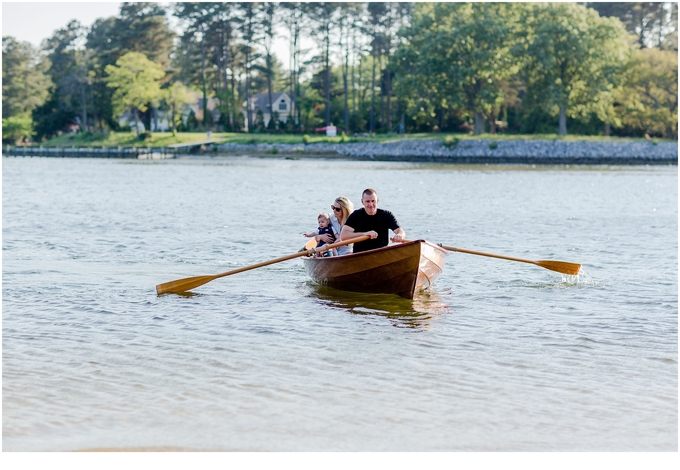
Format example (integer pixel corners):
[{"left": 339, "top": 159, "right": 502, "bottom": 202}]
[
  {"left": 443, "top": 135, "right": 460, "bottom": 148},
  {"left": 488, "top": 141, "right": 498, "bottom": 150},
  {"left": 2, "top": 115, "right": 33, "bottom": 144},
  {"left": 138, "top": 131, "right": 153, "bottom": 141},
  {"left": 303, "top": 134, "right": 311, "bottom": 144},
  {"left": 271, "top": 146, "right": 279, "bottom": 154}
]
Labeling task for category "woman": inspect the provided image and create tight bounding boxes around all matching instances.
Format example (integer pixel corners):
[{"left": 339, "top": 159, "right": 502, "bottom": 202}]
[{"left": 315, "top": 196, "right": 354, "bottom": 255}]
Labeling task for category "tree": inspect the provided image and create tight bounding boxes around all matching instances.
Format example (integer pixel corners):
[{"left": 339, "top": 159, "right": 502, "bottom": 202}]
[
  {"left": 522, "top": 3, "right": 631, "bottom": 135},
  {"left": 164, "top": 81, "right": 195, "bottom": 135},
  {"left": 281, "top": 2, "right": 306, "bottom": 127},
  {"left": 620, "top": 47, "right": 678, "bottom": 138},
  {"left": 104, "top": 52, "right": 165, "bottom": 136},
  {"left": 84, "top": 3, "right": 175, "bottom": 131},
  {"left": 396, "top": 3, "right": 521, "bottom": 134},
  {"left": 2, "top": 37, "right": 52, "bottom": 119},
  {"left": 174, "top": 2, "right": 226, "bottom": 130},
  {"left": 115, "top": 2, "right": 175, "bottom": 69},
  {"left": 587, "top": 2, "right": 676, "bottom": 50},
  {"left": 206, "top": 2, "right": 240, "bottom": 130},
  {"left": 307, "top": 2, "right": 340, "bottom": 127},
  {"left": 239, "top": 2, "right": 263, "bottom": 131},
  {"left": 260, "top": 2, "right": 278, "bottom": 129},
  {"left": 85, "top": 17, "right": 119, "bottom": 131},
  {"left": 2, "top": 116, "right": 33, "bottom": 144}
]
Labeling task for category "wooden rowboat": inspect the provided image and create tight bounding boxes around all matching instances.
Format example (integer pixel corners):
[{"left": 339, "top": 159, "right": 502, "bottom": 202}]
[{"left": 303, "top": 239, "right": 448, "bottom": 299}]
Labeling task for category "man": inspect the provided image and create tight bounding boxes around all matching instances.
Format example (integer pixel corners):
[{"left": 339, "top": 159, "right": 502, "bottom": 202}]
[{"left": 340, "top": 188, "right": 405, "bottom": 253}]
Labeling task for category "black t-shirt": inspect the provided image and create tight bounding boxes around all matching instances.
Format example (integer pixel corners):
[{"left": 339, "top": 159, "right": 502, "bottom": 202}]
[{"left": 344, "top": 208, "right": 400, "bottom": 253}]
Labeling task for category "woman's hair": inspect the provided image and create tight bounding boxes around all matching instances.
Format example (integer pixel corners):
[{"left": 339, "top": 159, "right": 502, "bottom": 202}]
[{"left": 334, "top": 196, "right": 354, "bottom": 226}]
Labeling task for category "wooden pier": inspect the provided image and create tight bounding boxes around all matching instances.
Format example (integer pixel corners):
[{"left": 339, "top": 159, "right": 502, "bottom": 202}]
[
  {"left": 2, "top": 145, "right": 180, "bottom": 159},
  {"left": 2, "top": 139, "right": 224, "bottom": 159}
]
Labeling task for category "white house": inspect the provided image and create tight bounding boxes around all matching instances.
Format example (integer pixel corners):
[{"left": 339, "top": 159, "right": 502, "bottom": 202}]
[{"left": 242, "top": 92, "right": 292, "bottom": 130}]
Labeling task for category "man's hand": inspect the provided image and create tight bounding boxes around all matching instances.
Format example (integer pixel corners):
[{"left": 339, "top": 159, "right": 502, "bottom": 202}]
[
  {"left": 391, "top": 233, "right": 404, "bottom": 242},
  {"left": 367, "top": 230, "right": 378, "bottom": 239}
]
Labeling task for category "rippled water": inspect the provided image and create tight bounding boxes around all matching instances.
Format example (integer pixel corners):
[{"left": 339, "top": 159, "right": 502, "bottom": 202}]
[{"left": 2, "top": 156, "right": 677, "bottom": 451}]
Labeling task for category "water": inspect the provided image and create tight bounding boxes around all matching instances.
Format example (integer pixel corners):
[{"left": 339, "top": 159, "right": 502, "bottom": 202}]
[{"left": 2, "top": 156, "right": 677, "bottom": 451}]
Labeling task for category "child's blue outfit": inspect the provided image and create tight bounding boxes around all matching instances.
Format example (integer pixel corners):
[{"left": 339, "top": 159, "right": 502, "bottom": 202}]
[{"left": 316, "top": 226, "right": 336, "bottom": 257}]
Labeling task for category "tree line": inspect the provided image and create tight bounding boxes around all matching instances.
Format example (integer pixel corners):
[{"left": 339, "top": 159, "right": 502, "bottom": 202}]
[{"left": 2, "top": 2, "right": 678, "bottom": 144}]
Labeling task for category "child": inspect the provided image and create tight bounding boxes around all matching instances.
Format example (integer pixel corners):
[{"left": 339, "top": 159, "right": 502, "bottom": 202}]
[{"left": 304, "top": 212, "right": 338, "bottom": 257}]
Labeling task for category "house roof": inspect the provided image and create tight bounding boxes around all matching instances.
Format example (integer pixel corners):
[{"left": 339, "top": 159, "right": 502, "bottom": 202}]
[{"left": 249, "top": 92, "right": 289, "bottom": 113}]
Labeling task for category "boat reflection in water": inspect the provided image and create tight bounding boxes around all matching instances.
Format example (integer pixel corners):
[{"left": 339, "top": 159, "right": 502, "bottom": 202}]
[{"left": 305, "top": 283, "right": 451, "bottom": 330}]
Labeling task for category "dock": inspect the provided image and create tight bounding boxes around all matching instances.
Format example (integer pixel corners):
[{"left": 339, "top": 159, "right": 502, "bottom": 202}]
[{"left": 2, "top": 138, "right": 224, "bottom": 159}]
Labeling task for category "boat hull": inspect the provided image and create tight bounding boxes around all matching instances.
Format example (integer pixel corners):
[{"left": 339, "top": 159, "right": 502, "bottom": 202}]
[{"left": 303, "top": 240, "right": 448, "bottom": 299}]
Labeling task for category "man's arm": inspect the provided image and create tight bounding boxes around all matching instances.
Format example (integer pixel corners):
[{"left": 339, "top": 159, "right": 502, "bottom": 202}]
[{"left": 340, "top": 224, "right": 378, "bottom": 241}]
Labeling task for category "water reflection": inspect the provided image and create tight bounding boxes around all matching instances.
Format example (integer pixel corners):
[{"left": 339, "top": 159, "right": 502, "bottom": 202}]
[{"left": 305, "top": 283, "right": 450, "bottom": 329}]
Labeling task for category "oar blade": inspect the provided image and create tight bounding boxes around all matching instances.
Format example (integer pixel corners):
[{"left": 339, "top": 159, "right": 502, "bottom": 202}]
[
  {"left": 156, "top": 275, "right": 217, "bottom": 295},
  {"left": 536, "top": 260, "right": 582, "bottom": 276}
]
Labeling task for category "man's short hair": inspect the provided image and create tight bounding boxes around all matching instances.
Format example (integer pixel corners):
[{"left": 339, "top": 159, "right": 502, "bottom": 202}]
[{"left": 362, "top": 188, "right": 378, "bottom": 198}]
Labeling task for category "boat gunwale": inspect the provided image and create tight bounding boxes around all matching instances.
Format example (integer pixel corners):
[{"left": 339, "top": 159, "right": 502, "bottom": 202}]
[{"left": 303, "top": 239, "right": 448, "bottom": 264}]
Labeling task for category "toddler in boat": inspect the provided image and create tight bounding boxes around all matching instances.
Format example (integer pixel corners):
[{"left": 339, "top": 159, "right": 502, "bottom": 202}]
[{"left": 304, "top": 212, "right": 338, "bottom": 257}]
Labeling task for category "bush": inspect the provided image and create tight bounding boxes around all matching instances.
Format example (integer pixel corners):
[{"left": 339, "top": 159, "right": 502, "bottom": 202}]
[
  {"left": 443, "top": 135, "right": 460, "bottom": 148},
  {"left": 2, "top": 116, "right": 33, "bottom": 144},
  {"left": 271, "top": 146, "right": 279, "bottom": 154},
  {"left": 303, "top": 134, "right": 311, "bottom": 144},
  {"left": 340, "top": 132, "right": 349, "bottom": 143},
  {"left": 138, "top": 131, "right": 153, "bottom": 141},
  {"left": 488, "top": 141, "right": 498, "bottom": 150}
]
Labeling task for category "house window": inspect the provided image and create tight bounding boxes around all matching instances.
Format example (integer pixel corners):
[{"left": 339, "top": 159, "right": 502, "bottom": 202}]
[{"left": 279, "top": 101, "right": 287, "bottom": 111}]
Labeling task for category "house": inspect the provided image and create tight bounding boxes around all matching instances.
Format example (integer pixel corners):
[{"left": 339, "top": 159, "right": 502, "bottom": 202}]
[
  {"left": 181, "top": 90, "right": 222, "bottom": 127},
  {"left": 117, "top": 90, "right": 222, "bottom": 132},
  {"left": 242, "top": 92, "right": 292, "bottom": 130}
]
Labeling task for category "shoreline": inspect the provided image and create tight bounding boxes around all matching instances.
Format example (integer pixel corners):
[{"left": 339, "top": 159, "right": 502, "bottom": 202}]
[
  {"left": 3, "top": 138, "right": 677, "bottom": 165},
  {"left": 216, "top": 139, "right": 678, "bottom": 165}
]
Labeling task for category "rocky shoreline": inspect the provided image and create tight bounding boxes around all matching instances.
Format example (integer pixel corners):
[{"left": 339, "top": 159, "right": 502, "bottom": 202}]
[{"left": 216, "top": 139, "right": 678, "bottom": 165}]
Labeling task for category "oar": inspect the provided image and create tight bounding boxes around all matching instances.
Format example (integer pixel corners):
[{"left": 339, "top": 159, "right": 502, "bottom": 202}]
[
  {"left": 396, "top": 239, "right": 581, "bottom": 275},
  {"left": 156, "top": 235, "right": 369, "bottom": 295},
  {"left": 302, "top": 237, "right": 317, "bottom": 250}
]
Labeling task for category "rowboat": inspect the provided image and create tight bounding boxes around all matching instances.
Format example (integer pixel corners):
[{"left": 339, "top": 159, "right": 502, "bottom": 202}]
[{"left": 303, "top": 239, "right": 448, "bottom": 299}]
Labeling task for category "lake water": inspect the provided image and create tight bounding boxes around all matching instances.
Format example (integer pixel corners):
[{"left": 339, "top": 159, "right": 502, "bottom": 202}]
[{"left": 2, "top": 156, "right": 677, "bottom": 451}]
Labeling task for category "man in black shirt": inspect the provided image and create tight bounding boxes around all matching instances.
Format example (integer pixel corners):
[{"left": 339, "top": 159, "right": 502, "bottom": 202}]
[{"left": 340, "top": 188, "right": 406, "bottom": 253}]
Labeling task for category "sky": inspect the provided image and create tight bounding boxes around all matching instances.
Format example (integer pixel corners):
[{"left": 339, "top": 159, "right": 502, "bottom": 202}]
[{"left": 1, "top": 1, "right": 300, "bottom": 67}]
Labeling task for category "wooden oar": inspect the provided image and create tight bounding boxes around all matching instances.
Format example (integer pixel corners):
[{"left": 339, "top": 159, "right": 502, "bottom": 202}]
[
  {"left": 396, "top": 239, "right": 581, "bottom": 276},
  {"left": 156, "top": 235, "right": 369, "bottom": 295},
  {"left": 302, "top": 237, "right": 317, "bottom": 250}
]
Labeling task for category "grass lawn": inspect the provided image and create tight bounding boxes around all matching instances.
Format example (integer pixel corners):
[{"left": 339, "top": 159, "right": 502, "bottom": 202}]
[{"left": 39, "top": 131, "right": 665, "bottom": 147}]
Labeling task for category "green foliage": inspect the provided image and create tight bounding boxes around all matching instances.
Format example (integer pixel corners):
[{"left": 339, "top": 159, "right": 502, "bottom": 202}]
[
  {"left": 2, "top": 37, "right": 52, "bottom": 119},
  {"left": 104, "top": 52, "right": 165, "bottom": 134},
  {"left": 2, "top": 115, "right": 33, "bottom": 144},
  {"left": 619, "top": 48, "right": 678, "bottom": 139},
  {"left": 105, "top": 52, "right": 165, "bottom": 115},
  {"left": 4, "top": 2, "right": 676, "bottom": 142},
  {"left": 521, "top": 3, "right": 632, "bottom": 135},
  {"left": 443, "top": 136, "right": 460, "bottom": 148},
  {"left": 271, "top": 146, "right": 278, "bottom": 154},
  {"left": 397, "top": 3, "right": 522, "bottom": 134},
  {"left": 164, "top": 81, "right": 195, "bottom": 135},
  {"left": 488, "top": 140, "right": 498, "bottom": 150},
  {"left": 303, "top": 134, "right": 311, "bottom": 144}
]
